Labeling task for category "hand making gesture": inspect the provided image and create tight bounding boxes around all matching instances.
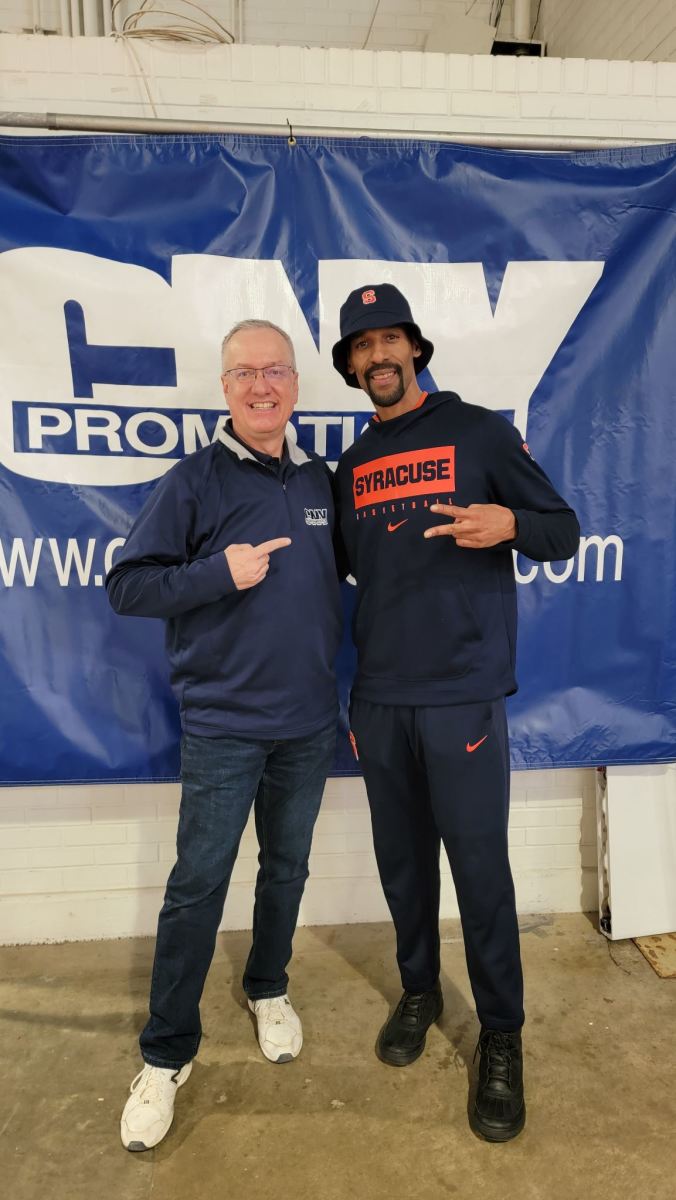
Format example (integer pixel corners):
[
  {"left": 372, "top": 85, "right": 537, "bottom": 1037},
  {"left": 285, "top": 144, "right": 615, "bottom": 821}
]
[{"left": 424, "top": 503, "right": 516, "bottom": 549}]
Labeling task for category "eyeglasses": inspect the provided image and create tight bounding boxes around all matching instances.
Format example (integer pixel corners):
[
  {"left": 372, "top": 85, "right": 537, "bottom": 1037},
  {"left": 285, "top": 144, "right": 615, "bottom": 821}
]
[{"left": 222, "top": 365, "right": 296, "bottom": 384}]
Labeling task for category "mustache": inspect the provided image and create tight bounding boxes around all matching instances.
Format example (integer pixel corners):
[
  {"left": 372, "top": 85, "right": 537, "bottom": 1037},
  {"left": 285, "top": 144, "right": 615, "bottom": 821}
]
[{"left": 365, "top": 363, "right": 404, "bottom": 381}]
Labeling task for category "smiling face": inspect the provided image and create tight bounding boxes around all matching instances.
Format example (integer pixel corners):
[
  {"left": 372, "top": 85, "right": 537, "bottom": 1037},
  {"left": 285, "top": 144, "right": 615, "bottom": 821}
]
[
  {"left": 347, "top": 325, "right": 422, "bottom": 419},
  {"left": 221, "top": 328, "right": 299, "bottom": 455}
]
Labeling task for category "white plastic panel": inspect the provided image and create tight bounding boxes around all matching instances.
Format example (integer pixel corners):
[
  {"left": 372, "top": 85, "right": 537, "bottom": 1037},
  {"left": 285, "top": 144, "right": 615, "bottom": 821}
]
[{"left": 599, "top": 765, "right": 676, "bottom": 940}]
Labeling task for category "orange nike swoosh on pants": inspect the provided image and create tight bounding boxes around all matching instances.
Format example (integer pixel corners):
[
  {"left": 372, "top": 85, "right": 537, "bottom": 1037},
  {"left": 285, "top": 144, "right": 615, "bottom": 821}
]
[{"left": 466, "top": 736, "right": 488, "bottom": 753}]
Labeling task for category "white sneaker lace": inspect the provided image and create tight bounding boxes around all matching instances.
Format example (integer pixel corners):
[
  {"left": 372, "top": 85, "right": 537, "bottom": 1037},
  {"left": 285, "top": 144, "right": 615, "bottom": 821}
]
[
  {"left": 130, "top": 1065, "right": 177, "bottom": 1105},
  {"left": 259, "top": 996, "right": 292, "bottom": 1025}
]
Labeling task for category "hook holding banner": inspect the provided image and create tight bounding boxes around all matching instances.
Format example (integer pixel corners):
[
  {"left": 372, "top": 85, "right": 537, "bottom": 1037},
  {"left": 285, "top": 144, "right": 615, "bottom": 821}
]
[{"left": 286, "top": 118, "right": 296, "bottom": 147}]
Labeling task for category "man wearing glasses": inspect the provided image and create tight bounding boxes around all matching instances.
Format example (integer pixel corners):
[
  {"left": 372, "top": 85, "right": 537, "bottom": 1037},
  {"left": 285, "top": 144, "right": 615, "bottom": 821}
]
[{"left": 107, "top": 320, "right": 342, "bottom": 1151}]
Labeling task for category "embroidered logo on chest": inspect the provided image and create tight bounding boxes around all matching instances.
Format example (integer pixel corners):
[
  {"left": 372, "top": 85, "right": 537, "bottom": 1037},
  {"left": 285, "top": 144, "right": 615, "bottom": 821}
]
[{"left": 305, "top": 507, "right": 328, "bottom": 526}]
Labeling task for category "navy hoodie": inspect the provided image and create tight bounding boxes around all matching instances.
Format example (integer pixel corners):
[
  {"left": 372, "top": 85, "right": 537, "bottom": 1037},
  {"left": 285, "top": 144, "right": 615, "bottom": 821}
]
[
  {"left": 336, "top": 391, "right": 580, "bottom": 706},
  {"left": 106, "top": 430, "right": 342, "bottom": 739}
]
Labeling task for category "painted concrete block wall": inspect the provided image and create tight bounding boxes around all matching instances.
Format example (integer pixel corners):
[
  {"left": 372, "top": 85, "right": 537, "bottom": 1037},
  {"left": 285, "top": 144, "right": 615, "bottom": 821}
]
[
  {"left": 0, "top": 770, "right": 599, "bottom": 944},
  {"left": 3, "top": 35, "right": 676, "bottom": 140},
  {"left": 1, "top": 31, "right": 670, "bottom": 941}
]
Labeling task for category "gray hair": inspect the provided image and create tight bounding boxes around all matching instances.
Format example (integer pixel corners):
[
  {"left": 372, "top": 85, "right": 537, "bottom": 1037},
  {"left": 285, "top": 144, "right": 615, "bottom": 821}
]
[{"left": 221, "top": 319, "right": 296, "bottom": 371}]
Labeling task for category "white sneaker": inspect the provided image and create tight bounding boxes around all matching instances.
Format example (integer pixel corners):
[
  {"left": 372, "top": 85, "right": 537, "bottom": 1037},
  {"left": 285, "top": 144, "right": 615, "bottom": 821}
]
[
  {"left": 248, "top": 994, "right": 303, "bottom": 1063},
  {"left": 120, "top": 1061, "right": 192, "bottom": 1151}
]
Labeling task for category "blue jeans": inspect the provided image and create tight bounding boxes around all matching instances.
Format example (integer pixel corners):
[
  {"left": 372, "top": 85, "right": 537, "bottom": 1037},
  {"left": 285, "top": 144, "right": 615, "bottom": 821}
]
[{"left": 140, "top": 722, "right": 336, "bottom": 1069}]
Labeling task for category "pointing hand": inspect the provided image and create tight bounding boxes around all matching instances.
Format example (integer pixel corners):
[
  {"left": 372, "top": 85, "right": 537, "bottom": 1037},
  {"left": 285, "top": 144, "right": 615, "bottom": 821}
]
[{"left": 225, "top": 538, "right": 292, "bottom": 590}]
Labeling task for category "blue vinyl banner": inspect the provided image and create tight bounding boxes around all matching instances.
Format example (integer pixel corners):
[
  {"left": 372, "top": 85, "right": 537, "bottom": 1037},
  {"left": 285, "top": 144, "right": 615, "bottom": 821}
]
[{"left": 0, "top": 133, "right": 675, "bottom": 782}]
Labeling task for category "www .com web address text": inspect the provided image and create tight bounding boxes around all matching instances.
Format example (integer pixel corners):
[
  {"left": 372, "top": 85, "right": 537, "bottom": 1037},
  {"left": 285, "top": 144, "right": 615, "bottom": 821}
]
[{"left": 0, "top": 535, "right": 624, "bottom": 588}]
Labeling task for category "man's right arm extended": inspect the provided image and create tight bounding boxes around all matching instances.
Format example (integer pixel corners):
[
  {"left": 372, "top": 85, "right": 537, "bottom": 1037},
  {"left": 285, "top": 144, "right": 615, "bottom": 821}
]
[{"left": 106, "top": 466, "right": 237, "bottom": 620}]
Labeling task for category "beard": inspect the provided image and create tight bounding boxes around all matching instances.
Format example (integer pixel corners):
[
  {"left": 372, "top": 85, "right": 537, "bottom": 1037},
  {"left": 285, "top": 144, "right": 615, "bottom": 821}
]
[{"left": 365, "top": 363, "right": 406, "bottom": 408}]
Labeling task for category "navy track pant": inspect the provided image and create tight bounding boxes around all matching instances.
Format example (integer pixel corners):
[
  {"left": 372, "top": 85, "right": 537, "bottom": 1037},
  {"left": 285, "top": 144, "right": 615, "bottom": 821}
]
[{"left": 350, "top": 697, "right": 524, "bottom": 1032}]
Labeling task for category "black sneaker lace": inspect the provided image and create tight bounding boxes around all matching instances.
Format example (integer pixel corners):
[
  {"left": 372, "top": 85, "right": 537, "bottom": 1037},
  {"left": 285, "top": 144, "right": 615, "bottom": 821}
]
[
  {"left": 474, "top": 1031, "right": 517, "bottom": 1086},
  {"left": 398, "top": 991, "right": 428, "bottom": 1024}
]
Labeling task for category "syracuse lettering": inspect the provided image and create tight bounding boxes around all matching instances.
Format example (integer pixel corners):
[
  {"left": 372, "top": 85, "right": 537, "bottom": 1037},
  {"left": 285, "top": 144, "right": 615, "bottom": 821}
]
[{"left": 352, "top": 446, "right": 455, "bottom": 509}]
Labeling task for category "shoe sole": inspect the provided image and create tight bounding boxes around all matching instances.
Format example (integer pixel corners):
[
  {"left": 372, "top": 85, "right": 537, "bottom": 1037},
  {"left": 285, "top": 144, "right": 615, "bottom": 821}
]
[
  {"left": 375, "top": 1036, "right": 427, "bottom": 1067},
  {"left": 257, "top": 1046, "right": 299, "bottom": 1064},
  {"left": 471, "top": 1103, "right": 526, "bottom": 1143}
]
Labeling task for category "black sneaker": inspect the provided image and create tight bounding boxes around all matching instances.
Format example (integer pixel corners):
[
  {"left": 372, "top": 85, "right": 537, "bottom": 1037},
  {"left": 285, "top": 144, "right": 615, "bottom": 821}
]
[
  {"left": 471, "top": 1028, "right": 526, "bottom": 1142},
  {"left": 376, "top": 982, "right": 443, "bottom": 1066}
]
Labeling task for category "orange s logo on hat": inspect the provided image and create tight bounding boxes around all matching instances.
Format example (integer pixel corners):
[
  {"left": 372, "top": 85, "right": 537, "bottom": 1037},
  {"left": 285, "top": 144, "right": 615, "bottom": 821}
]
[{"left": 332, "top": 282, "right": 435, "bottom": 388}]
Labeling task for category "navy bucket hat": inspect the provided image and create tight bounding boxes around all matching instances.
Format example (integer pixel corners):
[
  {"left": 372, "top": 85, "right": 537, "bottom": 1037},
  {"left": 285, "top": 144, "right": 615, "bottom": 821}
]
[{"left": 331, "top": 283, "right": 434, "bottom": 388}]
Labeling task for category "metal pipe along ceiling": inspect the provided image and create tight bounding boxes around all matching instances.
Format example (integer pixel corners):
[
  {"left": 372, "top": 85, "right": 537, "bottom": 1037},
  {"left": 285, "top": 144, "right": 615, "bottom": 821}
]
[{"left": 0, "top": 110, "right": 667, "bottom": 150}]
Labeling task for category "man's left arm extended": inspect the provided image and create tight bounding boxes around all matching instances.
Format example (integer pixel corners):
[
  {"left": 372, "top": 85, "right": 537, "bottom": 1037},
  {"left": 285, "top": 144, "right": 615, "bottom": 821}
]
[{"left": 424, "top": 418, "right": 580, "bottom": 563}]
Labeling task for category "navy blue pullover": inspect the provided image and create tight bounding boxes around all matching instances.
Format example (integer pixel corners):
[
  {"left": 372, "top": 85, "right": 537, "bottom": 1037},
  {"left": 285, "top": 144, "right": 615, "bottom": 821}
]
[
  {"left": 336, "top": 391, "right": 580, "bottom": 706},
  {"left": 106, "top": 430, "right": 342, "bottom": 739}
]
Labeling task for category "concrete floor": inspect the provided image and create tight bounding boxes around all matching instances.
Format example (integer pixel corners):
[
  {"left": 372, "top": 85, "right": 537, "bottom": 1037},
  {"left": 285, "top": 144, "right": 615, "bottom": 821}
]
[{"left": 1, "top": 913, "right": 675, "bottom": 1200}]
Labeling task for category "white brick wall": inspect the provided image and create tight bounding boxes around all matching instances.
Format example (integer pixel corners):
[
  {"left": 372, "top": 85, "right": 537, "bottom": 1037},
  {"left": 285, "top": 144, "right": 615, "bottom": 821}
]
[
  {"left": 3, "top": 27, "right": 670, "bottom": 942},
  {"left": 3, "top": 35, "right": 676, "bottom": 140},
  {"left": 0, "top": 770, "right": 598, "bottom": 943}
]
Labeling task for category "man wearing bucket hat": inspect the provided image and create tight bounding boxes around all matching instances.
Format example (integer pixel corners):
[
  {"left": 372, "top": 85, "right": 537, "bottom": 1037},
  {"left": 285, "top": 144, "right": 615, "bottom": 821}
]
[{"left": 333, "top": 283, "right": 580, "bottom": 1142}]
